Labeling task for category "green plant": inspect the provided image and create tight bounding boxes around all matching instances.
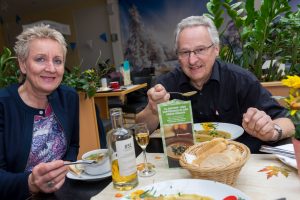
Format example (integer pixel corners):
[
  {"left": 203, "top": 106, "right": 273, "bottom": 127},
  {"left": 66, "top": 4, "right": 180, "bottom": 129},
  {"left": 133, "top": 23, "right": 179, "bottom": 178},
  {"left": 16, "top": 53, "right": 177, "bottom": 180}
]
[
  {"left": 277, "top": 7, "right": 300, "bottom": 75},
  {"left": 205, "top": 0, "right": 299, "bottom": 81},
  {"left": 0, "top": 47, "right": 19, "bottom": 88},
  {"left": 63, "top": 58, "right": 113, "bottom": 98}
]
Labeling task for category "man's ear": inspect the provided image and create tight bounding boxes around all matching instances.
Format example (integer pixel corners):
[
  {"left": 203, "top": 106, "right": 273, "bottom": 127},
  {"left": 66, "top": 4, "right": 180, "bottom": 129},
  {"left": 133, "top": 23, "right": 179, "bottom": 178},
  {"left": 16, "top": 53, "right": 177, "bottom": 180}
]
[
  {"left": 214, "top": 44, "right": 220, "bottom": 57},
  {"left": 18, "top": 58, "right": 27, "bottom": 74}
]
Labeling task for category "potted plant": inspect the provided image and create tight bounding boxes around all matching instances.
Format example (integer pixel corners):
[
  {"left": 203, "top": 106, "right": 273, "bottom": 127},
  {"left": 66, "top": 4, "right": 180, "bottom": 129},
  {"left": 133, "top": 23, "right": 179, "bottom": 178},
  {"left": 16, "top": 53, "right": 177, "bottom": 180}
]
[
  {"left": 0, "top": 47, "right": 19, "bottom": 88},
  {"left": 63, "top": 57, "right": 113, "bottom": 98},
  {"left": 281, "top": 75, "right": 300, "bottom": 176},
  {"left": 205, "top": 0, "right": 300, "bottom": 82}
]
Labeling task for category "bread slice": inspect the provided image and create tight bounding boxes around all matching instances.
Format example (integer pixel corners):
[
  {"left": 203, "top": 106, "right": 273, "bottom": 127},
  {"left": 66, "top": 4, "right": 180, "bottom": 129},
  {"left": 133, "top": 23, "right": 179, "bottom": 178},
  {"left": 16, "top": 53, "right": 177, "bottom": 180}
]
[
  {"left": 223, "top": 145, "right": 242, "bottom": 162},
  {"left": 192, "top": 138, "right": 228, "bottom": 166},
  {"left": 199, "top": 153, "right": 233, "bottom": 168},
  {"left": 68, "top": 164, "right": 83, "bottom": 176}
]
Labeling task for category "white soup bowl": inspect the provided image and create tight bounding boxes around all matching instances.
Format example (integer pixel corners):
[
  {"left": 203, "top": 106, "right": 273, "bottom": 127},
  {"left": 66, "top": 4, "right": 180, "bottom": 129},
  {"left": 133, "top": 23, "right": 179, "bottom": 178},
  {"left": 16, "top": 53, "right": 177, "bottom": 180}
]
[{"left": 81, "top": 149, "right": 110, "bottom": 175}]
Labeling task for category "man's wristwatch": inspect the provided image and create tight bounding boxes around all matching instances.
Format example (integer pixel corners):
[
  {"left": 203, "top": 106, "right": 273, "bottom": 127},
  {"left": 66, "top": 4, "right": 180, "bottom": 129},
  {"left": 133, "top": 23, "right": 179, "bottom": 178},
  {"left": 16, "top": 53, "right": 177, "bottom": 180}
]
[{"left": 271, "top": 124, "right": 283, "bottom": 143}]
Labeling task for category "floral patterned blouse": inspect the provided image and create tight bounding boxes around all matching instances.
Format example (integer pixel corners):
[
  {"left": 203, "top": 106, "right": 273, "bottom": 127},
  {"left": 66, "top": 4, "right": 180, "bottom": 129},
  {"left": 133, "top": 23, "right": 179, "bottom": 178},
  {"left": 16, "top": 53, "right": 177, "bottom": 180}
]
[{"left": 25, "top": 104, "right": 66, "bottom": 172}]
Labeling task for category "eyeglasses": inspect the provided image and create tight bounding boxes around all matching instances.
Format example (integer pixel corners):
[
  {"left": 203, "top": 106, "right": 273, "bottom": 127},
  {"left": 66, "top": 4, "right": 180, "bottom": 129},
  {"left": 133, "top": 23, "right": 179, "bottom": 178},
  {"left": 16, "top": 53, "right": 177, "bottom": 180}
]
[{"left": 177, "top": 43, "right": 214, "bottom": 59}]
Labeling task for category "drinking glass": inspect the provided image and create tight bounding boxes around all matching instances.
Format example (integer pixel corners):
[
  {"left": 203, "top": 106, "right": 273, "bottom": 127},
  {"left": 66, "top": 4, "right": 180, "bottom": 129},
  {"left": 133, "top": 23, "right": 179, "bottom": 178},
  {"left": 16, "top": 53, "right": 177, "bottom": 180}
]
[{"left": 134, "top": 123, "right": 156, "bottom": 177}]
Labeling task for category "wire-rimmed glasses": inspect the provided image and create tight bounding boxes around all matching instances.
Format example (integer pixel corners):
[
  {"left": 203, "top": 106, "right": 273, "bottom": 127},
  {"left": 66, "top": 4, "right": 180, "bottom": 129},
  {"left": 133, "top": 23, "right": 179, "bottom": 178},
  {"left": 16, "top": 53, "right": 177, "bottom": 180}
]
[{"left": 177, "top": 43, "right": 214, "bottom": 59}]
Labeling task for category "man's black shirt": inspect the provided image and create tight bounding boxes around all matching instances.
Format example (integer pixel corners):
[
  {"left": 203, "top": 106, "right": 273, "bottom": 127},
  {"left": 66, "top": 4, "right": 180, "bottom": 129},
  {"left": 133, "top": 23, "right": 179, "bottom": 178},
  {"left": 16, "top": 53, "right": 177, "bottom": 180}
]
[{"left": 157, "top": 59, "right": 287, "bottom": 153}]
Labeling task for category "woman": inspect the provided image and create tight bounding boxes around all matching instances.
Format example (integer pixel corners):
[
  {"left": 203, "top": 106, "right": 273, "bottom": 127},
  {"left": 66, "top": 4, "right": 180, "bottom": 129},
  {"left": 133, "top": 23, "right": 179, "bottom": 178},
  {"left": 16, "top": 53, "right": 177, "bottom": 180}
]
[{"left": 0, "top": 25, "right": 79, "bottom": 199}]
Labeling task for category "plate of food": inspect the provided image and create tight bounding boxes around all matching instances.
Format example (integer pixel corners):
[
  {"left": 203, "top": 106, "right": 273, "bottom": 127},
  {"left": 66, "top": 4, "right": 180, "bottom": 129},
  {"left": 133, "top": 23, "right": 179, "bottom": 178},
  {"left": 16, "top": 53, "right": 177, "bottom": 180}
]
[
  {"left": 194, "top": 122, "right": 244, "bottom": 142},
  {"left": 121, "top": 179, "right": 250, "bottom": 200}
]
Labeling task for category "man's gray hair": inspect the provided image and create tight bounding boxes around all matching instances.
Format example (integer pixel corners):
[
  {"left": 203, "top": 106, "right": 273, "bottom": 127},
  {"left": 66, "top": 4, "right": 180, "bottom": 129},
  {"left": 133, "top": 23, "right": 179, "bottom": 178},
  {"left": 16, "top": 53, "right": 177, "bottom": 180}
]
[
  {"left": 14, "top": 24, "right": 67, "bottom": 61},
  {"left": 174, "top": 15, "right": 220, "bottom": 51}
]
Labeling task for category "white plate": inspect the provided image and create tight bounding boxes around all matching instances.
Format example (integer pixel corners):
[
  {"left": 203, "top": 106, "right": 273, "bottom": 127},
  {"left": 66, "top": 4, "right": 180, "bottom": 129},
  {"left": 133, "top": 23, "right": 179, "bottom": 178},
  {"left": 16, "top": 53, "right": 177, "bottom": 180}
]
[
  {"left": 121, "top": 179, "right": 250, "bottom": 199},
  {"left": 66, "top": 170, "right": 111, "bottom": 181},
  {"left": 275, "top": 144, "right": 297, "bottom": 169},
  {"left": 97, "top": 87, "right": 112, "bottom": 92},
  {"left": 194, "top": 122, "right": 244, "bottom": 140}
]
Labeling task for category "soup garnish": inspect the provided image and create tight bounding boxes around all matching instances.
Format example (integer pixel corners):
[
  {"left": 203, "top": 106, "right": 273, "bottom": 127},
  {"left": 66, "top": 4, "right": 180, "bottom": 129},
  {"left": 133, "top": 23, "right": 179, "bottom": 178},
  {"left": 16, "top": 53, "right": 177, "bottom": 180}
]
[
  {"left": 195, "top": 123, "right": 231, "bottom": 142},
  {"left": 84, "top": 153, "right": 105, "bottom": 162}
]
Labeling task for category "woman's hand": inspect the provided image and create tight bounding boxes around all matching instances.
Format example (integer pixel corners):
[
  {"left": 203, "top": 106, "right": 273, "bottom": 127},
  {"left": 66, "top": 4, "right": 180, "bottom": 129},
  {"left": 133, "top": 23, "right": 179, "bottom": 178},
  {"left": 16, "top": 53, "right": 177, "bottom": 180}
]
[
  {"left": 242, "top": 107, "right": 276, "bottom": 141},
  {"left": 147, "top": 84, "right": 170, "bottom": 114},
  {"left": 28, "top": 160, "right": 69, "bottom": 194}
]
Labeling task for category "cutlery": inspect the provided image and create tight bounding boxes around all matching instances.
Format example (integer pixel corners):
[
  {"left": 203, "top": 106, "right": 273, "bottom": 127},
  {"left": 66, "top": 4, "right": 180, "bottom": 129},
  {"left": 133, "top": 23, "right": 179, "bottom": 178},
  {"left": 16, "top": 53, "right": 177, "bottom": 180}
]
[
  {"left": 259, "top": 145, "right": 295, "bottom": 159},
  {"left": 64, "top": 160, "right": 97, "bottom": 166},
  {"left": 169, "top": 91, "right": 197, "bottom": 97}
]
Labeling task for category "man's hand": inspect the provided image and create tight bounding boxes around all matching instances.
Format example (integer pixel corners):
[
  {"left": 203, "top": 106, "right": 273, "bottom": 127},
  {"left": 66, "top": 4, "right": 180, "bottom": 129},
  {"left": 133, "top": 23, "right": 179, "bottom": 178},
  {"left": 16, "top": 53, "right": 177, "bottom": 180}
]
[
  {"left": 242, "top": 107, "right": 277, "bottom": 141},
  {"left": 147, "top": 84, "right": 170, "bottom": 114}
]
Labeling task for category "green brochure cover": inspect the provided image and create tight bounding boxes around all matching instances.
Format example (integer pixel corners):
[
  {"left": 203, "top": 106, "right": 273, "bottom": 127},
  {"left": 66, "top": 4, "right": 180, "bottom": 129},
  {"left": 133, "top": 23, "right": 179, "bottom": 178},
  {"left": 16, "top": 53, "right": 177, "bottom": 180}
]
[{"left": 157, "top": 99, "right": 194, "bottom": 168}]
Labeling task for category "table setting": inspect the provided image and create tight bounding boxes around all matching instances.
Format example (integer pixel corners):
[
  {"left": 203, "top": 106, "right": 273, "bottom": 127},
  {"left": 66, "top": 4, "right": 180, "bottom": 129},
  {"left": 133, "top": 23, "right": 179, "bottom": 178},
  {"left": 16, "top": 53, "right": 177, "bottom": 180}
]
[
  {"left": 91, "top": 151, "right": 300, "bottom": 200},
  {"left": 90, "top": 121, "right": 300, "bottom": 200},
  {"left": 29, "top": 121, "right": 299, "bottom": 200}
]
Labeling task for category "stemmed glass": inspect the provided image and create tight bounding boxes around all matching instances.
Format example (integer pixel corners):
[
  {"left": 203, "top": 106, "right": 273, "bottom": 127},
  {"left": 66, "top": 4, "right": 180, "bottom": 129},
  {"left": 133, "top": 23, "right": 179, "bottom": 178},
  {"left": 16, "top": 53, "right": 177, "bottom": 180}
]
[{"left": 134, "top": 123, "right": 156, "bottom": 177}]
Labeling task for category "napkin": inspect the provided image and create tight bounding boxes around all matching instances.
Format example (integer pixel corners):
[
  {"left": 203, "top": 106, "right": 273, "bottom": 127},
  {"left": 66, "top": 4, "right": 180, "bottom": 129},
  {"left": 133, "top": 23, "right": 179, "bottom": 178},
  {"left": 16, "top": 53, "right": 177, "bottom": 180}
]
[{"left": 275, "top": 144, "right": 297, "bottom": 169}]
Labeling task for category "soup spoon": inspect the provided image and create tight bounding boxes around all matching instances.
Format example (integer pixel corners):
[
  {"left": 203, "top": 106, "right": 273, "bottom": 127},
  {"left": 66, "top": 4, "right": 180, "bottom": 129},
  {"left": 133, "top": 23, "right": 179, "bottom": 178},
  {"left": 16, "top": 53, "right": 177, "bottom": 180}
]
[
  {"left": 169, "top": 91, "right": 197, "bottom": 97},
  {"left": 63, "top": 160, "right": 97, "bottom": 166}
]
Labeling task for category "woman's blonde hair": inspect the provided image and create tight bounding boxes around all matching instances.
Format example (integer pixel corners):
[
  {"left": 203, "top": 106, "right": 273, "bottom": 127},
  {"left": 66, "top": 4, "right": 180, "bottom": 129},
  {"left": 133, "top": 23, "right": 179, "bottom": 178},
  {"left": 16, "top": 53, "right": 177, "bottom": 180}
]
[{"left": 14, "top": 24, "right": 67, "bottom": 62}]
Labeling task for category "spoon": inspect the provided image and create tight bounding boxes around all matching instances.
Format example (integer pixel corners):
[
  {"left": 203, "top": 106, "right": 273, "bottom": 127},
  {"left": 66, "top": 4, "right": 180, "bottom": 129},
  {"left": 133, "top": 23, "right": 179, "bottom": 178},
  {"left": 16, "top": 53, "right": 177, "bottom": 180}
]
[
  {"left": 169, "top": 91, "right": 197, "bottom": 97},
  {"left": 63, "top": 160, "right": 97, "bottom": 166}
]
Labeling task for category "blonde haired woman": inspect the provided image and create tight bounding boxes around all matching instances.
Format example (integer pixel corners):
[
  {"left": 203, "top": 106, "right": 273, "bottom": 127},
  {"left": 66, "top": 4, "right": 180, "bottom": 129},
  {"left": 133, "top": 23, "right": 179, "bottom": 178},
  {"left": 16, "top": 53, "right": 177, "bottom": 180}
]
[{"left": 0, "top": 24, "right": 79, "bottom": 199}]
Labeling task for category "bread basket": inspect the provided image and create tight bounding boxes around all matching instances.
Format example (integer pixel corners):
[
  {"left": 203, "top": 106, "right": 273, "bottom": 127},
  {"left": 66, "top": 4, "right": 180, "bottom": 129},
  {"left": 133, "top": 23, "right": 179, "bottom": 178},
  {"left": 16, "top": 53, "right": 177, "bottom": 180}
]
[{"left": 179, "top": 140, "right": 250, "bottom": 185}]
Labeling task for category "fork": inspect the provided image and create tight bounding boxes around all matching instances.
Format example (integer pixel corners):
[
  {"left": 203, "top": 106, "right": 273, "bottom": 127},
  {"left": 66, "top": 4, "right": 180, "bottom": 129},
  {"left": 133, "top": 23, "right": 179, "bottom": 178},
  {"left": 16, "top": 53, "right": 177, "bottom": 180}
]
[
  {"left": 169, "top": 91, "right": 197, "bottom": 97},
  {"left": 259, "top": 145, "right": 295, "bottom": 159}
]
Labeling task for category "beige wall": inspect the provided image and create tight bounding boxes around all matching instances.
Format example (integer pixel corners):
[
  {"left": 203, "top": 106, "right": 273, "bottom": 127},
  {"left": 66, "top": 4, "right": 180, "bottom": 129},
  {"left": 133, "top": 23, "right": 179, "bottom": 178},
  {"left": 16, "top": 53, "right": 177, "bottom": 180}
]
[{"left": 0, "top": 0, "right": 109, "bottom": 70}]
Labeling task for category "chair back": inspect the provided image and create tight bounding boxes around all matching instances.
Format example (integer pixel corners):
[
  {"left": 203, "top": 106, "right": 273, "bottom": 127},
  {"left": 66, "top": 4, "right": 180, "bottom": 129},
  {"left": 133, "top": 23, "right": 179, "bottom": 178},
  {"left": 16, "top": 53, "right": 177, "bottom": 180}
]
[{"left": 132, "top": 76, "right": 152, "bottom": 91}]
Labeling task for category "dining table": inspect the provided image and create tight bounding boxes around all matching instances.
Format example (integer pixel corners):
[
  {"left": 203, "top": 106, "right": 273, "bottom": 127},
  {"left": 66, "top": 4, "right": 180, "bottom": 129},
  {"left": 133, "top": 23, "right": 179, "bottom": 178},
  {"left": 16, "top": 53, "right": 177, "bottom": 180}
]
[
  {"left": 91, "top": 152, "right": 300, "bottom": 200},
  {"left": 94, "top": 83, "right": 147, "bottom": 120},
  {"left": 30, "top": 136, "right": 299, "bottom": 200}
]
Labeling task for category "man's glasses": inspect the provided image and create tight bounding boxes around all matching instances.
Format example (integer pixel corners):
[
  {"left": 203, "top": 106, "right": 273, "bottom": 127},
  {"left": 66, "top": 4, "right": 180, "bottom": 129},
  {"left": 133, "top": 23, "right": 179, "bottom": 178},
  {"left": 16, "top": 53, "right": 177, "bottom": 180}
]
[{"left": 177, "top": 43, "right": 214, "bottom": 59}]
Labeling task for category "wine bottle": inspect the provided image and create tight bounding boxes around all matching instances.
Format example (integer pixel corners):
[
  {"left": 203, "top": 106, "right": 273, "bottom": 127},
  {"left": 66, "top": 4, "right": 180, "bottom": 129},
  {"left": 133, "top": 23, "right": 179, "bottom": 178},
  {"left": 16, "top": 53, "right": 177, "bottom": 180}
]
[{"left": 106, "top": 108, "right": 138, "bottom": 190}]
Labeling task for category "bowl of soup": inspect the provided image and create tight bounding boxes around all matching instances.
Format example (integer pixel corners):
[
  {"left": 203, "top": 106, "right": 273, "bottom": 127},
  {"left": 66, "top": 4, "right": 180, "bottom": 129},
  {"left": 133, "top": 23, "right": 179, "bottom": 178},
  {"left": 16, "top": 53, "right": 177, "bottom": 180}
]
[{"left": 82, "top": 149, "right": 110, "bottom": 175}]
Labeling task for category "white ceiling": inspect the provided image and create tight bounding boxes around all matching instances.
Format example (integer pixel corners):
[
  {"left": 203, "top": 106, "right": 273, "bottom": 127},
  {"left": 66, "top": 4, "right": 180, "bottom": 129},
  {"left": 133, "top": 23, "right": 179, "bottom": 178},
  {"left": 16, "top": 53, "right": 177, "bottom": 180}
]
[{"left": 0, "top": 0, "right": 76, "bottom": 17}]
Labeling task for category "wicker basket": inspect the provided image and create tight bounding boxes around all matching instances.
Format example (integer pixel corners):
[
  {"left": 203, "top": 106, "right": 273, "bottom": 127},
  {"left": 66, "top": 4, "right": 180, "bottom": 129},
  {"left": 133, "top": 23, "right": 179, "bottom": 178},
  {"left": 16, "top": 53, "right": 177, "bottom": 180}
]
[{"left": 179, "top": 140, "right": 250, "bottom": 185}]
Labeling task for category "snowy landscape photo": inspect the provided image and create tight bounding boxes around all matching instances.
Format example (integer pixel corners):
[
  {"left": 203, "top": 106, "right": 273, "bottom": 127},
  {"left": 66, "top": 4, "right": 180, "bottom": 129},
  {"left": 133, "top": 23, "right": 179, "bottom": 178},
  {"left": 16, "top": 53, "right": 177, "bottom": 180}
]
[{"left": 119, "top": 0, "right": 208, "bottom": 73}]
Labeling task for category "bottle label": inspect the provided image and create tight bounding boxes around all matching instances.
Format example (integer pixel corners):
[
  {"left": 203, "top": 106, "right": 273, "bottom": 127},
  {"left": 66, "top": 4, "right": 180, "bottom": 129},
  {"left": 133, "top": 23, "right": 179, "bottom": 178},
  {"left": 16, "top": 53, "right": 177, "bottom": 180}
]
[{"left": 116, "top": 137, "right": 136, "bottom": 176}]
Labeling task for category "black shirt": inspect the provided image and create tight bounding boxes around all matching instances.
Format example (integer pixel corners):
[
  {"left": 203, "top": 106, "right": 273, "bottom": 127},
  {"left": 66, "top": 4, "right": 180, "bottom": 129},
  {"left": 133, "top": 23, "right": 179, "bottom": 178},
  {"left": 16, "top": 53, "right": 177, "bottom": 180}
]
[{"left": 157, "top": 59, "right": 287, "bottom": 153}]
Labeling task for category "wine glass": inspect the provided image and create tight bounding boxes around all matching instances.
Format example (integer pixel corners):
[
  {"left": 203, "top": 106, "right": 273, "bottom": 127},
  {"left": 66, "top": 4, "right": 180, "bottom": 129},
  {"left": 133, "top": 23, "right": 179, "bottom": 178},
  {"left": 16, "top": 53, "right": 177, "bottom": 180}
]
[{"left": 134, "top": 123, "right": 156, "bottom": 177}]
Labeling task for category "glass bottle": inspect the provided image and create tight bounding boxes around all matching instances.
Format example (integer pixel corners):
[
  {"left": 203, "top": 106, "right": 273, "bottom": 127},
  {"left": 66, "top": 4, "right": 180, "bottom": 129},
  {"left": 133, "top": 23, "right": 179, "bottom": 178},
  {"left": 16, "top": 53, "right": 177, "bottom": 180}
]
[{"left": 106, "top": 108, "right": 138, "bottom": 190}]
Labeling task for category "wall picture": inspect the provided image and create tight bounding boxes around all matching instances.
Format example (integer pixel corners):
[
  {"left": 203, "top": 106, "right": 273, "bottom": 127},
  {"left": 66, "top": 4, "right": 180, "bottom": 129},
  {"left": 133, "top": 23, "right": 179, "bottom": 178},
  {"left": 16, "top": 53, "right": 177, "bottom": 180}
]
[{"left": 119, "top": 0, "right": 208, "bottom": 73}]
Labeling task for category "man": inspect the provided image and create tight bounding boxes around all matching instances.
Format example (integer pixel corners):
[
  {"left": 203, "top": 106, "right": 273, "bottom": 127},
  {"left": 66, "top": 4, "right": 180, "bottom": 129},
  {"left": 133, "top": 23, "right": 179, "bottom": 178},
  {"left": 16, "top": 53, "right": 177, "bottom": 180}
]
[{"left": 136, "top": 16, "right": 294, "bottom": 153}]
